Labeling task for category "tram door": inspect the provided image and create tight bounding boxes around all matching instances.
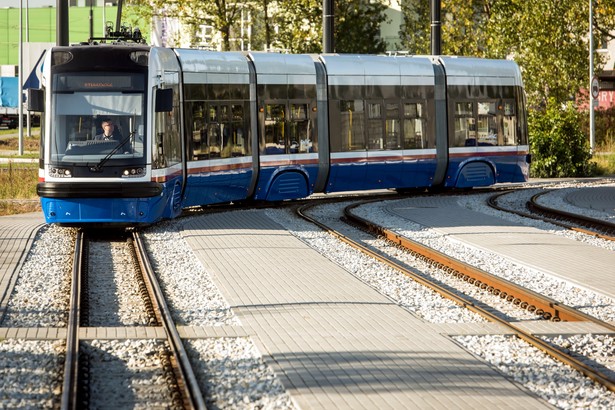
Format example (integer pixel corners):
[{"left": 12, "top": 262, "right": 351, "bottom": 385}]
[{"left": 257, "top": 99, "right": 317, "bottom": 200}]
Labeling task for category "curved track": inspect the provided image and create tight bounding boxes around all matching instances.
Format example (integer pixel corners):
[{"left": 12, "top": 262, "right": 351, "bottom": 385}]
[
  {"left": 296, "top": 201, "right": 615, "bottom": 393},
  {"left": 489, "top": 189, "right": 615, "bottom": 241}
]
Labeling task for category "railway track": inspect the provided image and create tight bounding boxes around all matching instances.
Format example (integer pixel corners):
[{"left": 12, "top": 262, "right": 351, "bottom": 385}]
[
  {"left": 61, "top": 230, "right": 205, "bottom": 409},
  {"left": 296, "top": 201, "right": 615, "bottom": 394},
  {"left": 489, "top": 189, "right": 615, "bottom": 241}
]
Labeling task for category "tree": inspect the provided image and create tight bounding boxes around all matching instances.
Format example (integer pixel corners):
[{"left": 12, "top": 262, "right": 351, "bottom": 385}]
[
  {"left": 529, "top": 100, "right": 597, "bottom": 177},
  {"left": 399, "top": 1, "right": 490, "bottom": 56},
  {"left": 268, "top": 0, "right": 322, "bottom": 52},
  {"left": 335, "top": 1, "right": 389, "bottom": 54},
  {"left": 485, "top": 1, "right": 590, "bottom": 108},
  {"left": 270, "top": 0, "right": 389, "bottom": 54}
]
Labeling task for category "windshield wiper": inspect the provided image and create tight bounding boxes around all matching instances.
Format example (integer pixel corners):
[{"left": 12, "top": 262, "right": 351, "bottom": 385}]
[{"left": 90, "top": 132, "right": 134, "bottom": 172}]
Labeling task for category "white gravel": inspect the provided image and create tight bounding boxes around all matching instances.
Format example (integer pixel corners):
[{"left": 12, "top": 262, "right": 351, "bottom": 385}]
[
  {"left": 0, "top": 339, "right": 64, "bottom": 408},
  {"left": 454, "top": 334, "right": 614, "bottom": 409},
  {"left": 186, "top": 337, "right": 296, "bottom": 409},
  {"left": 87, "top": 239, "right": 151, "bottom": 326},
  {"left": 2, "top": 224, "right": 74, "bottom": 327},
  {"left": 83, "top": 339, "right": 175, "bottom": 408}
]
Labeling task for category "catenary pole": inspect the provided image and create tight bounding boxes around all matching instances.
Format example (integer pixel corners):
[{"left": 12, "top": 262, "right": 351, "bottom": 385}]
[
  {"left": 57, "top": 0, "right": 68, "bottom": 46},
  {"left": 431, "top": 0, "right": 441, "bottom": 55},
  {"left": 19, "top": 0, "right": 23, "bottom": 155},
  {"left": 589, "top": 0, "right": 595, "bottom": 153},
  {"left": 323, "top": 0, "right": 334, "bottom": 53}
]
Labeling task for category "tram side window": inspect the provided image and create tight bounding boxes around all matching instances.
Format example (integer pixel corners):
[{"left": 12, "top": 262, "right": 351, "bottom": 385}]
[
  {"left": 230, "top": 104, "right": 248, "bottom": 157},
  {"left": 207, "top": 105, "right": 221, "bottom": 158},
  {"left": 477, "top": 102, "right": 497, "bottom": 146},
  {"left": 187, "top": 101, "right": 250, "bottom": 160},
  {"left": 502, "top": 101, "right": 517, "bottom": 146},
  {"left": 189, "top": 102, "right": 207, "bottom": 160},
  {"left": 290, "top": 104, "right": 311, "bottom": 153},
  {"left": 453, "top": 102, "right": 476, "bottom": 147},
  {"left": 339, "top": 100, "right": 365, "bottom": 151},
  {"left": 367, "top": 103, "right": 383, "bottom": 150},
  {"left": 385, "top": 103, "right": 401, "bottom": 150},
  {"left": 476, "top": 100, "right": 518, "bottom": 146},
  {"left": 403, "top": 102, "right": 426, "bottom": 149},
  {"left": 516, "top": 91, "right": 528, "bottom": 145},
  {"left": 264, "top": 104, "right": 286, "bottom": 155}
]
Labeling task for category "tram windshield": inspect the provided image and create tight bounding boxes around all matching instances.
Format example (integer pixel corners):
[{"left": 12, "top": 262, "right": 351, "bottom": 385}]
[{"left": 49, "top": 72, "right": 146, "bottom": 165}]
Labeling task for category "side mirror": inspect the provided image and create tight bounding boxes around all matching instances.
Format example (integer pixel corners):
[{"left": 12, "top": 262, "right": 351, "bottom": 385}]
[
  {"left": 27, "top": 88, "right": 44, "bottom": 112},
  {"left": 155, "top": 88, "right": 173, "bottom": 112}
]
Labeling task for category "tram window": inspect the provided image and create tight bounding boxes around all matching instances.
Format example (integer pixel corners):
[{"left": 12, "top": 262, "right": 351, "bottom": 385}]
[
  {"left": 338, "top": 100, "right": 365, "bottom": 151},
  {"left": 208, "top": 84, "right": 229, "bottom": 100},
  {"left": 385, "top": 103, "right": 400, "bottom": 150},
  {"left": 184, "top": 84, "right": 206, "bottom": 100},
  {"left": 230, "top": 83, "right": 250, "bottom": 100},
  {"left": 264, "top": 104, "right": 286, "bottom": 155},
  {"left": 157, "top": 82, "right": 181, "bottom": 167},
  {"left": 403, "top": 102, "right": 426, "bottom": 149},
  {"left": 453, "top": 102, "right": 476, "bottom": 147},
  {"left": 477, "top": 102, "right": 497, "bottom": 146},
  {"left": 219, "top": 105, "right": 232, "bottom": 158},
  {"left": 262, "top": 84, "right": 288, "bottom": 100},
  {"left": 502, "top": 100, "right": 517, "bottom": 146},
  {"left": 207, "top": 105, "right": 221, "bottom": 158},
  {"left": 189, "top": 102, "right": 207, "bottom": 160},
  {"left": 289, "top": 84, "right": 317, "bottom": 99},
  {"left": 290, "top": 104, "right": 311, "bottom": 153},
  {"left": 187, "top": 101, "right": 250, "bottom": 160},
  {"left": 228, "top": 104, "right": 246, "bottom": 157},
  {"left": 367, "top": 102, "right": 383, "bottom": 150}
]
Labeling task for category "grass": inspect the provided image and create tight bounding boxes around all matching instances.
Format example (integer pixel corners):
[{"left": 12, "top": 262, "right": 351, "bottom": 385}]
[
  {"left": 0, "top": 128, "right": 41, "bottom": 215},
  {"left": 0, "top": 162, "right": 40, "bottom": 216},
  {"left": 0, "top": 129, "right": 40, "bottom": 157},
  {"left": 593, "top": 142, "right": 615, "bottom": 176}
]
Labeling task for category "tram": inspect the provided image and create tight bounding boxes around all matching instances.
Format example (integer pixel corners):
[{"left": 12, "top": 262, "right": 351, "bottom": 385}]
[{"left": 29, "top": 44, "right": 529, "bottom": 226}]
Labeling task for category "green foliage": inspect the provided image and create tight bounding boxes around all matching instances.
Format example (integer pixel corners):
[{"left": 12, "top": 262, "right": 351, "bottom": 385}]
[
  {"left": 335, "top": 1, "right": 389, "bottom": 54},
  {"left": 529, "top": 101, "right": 597, "bottom": 178},
  {"left": 271, "top": 0, "right": 322, "bottom": 53},
  {"left": 399, "top": 1, "right": 488, "bottom": 56},
  {"left": 486, "top": 1, "right": 590, "bottom": 108}
]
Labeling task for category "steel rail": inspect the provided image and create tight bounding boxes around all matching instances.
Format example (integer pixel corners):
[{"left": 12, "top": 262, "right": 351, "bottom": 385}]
[
  {"left": 61, "top": 230, "right": 83, "bottom": 410},
  {"left": 296, "top": 202, "right": 615, "bottom": 393},
  {"left": 132, "top": 232, "right": 206, "bottom": 410},
  {"left": 528, "top": 191, "right": 615, "bottom": 239},
  {"left": 488, "top": 190, "right": 615, "bottom": 241},
  {"left": 344, "top": 201, "right": 615, "bottom": 330}
]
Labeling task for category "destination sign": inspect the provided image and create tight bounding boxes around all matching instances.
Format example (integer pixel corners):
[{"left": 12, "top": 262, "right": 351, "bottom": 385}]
[{"left": 54, "top": 73, "right": 144, "bottom": 92}]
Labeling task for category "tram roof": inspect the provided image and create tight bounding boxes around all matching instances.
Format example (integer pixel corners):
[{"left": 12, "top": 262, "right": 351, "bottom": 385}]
[
  {"left": 438, "top": 56, "right": 523, "bottom": 85},
  {"left": 319, "top": 54, "right": 435, "bottom": 78},
  {"left": 173, "top": 49, "right": 251, "bottom": 74}
]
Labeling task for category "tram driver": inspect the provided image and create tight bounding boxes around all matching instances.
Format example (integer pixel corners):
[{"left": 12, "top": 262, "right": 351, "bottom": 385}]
[{"left": 95, "top": 118, "right": 119, "bottom": 141}]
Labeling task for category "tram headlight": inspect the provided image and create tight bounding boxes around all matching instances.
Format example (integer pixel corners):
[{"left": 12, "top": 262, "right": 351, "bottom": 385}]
[
  {"left": 49, "top": 167, "right": 72, "bottom": 178},
  {"left": 121, "top": 167, "right": 145, "bottom": 178}
]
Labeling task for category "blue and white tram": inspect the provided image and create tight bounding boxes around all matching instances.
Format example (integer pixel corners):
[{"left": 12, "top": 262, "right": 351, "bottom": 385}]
[{"left": 30, "top": 45, "right": 529, "bottom": 226}]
